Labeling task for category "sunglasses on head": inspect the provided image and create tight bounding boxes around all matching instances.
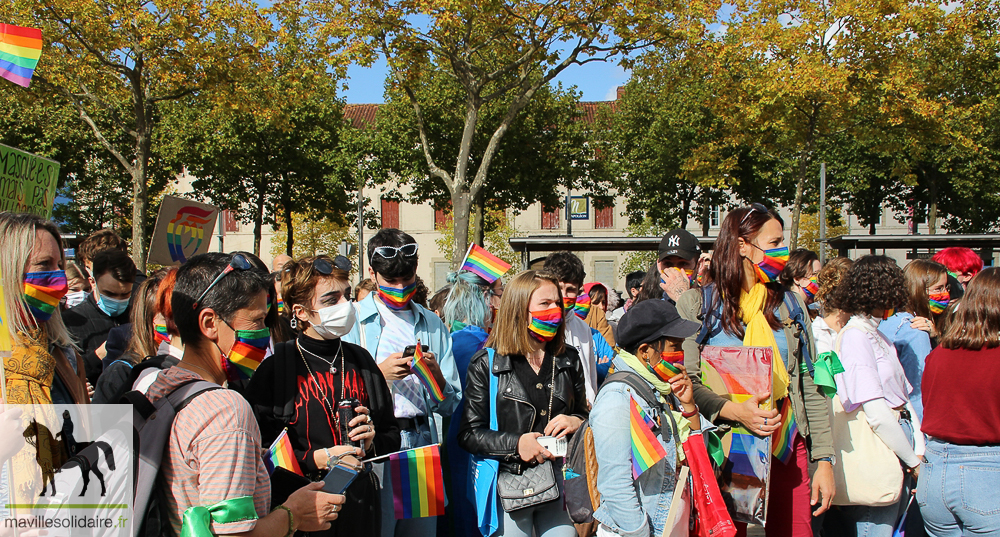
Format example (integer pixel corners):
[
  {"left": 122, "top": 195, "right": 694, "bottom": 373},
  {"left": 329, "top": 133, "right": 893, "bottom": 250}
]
[
  {"left": 371, "top": 243, "right": 418, "bottom": 262},
  {"left": 740, "top": 202, "right": 770, "bottom": 225},
  {"left": 298, "top": 255, "right": 353, "bottom": 277},
  {"left": 193, "top": 253, "right": 253, "bottom": 309}
]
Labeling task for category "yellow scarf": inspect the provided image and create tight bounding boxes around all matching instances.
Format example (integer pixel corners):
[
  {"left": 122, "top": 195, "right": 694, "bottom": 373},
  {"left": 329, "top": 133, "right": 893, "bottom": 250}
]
[{"left": 739, "top": 284, "right": 789, "bottom": 403}]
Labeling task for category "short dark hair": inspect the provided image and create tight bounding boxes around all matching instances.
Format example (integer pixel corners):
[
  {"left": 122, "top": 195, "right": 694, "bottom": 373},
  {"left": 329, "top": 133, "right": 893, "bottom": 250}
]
[
  {"left": 830, "top": 255, "right": 908, "bottom": 315},
  {"left": 91, "top": 249, "right": 137, "bottom": 283},
  {"left": 778, "top": 249, "right": 819, "bottom": 287},
  {"left": 626, "top": 271, "right": 646, "bottom": 292},
  {"left": 78, "top": 228, "right": 126, "bottom": 266},
  {"left": 542, "top": 251, "right": 585, "bottom": 288},
  {"left": 172, "top": 253, "right": 269, "bottom": 345},
  {"left": 367, "top": 228, "right": 418, "bottom": 279}
]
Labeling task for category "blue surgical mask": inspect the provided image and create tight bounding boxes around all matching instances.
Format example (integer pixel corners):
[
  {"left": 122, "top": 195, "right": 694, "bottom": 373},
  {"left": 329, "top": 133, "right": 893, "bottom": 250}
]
[{"left": 97, "top": 292, "right": 130, "bottom": 318}]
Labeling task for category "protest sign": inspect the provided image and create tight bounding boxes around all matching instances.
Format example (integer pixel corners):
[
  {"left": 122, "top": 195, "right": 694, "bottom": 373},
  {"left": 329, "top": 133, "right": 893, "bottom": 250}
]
[
  {"left": 147, "top": 195, "right": 219, "bottom": 266},
  {"left": 0, "top": 143, "right": 59, "bottom": 218}
]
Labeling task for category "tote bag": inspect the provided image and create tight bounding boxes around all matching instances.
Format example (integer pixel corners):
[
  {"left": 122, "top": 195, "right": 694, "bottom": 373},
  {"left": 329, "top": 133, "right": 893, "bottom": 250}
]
[{"left": 469, "top": 348, "right": 501, "bottom": 536}]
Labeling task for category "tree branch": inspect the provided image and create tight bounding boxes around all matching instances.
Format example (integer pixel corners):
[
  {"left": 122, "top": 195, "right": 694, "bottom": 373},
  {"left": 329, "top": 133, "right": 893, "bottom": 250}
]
[
  {"left": 44, "top": 4, "right": 131, "bottom": 73},
  {"left": 401, "top": 81, "right": 453, "bottom": 189}
]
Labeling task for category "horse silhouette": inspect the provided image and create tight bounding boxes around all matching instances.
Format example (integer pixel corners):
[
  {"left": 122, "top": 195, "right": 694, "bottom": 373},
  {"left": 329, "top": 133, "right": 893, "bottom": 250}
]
[{"left": 23, "top": 418, "right": 116, "bottom": 497}]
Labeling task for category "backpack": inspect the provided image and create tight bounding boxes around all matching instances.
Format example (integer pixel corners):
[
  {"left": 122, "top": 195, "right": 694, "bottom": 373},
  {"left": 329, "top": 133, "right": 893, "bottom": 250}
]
[
  {"left": 122, "top": 379, "right": 221, "bottom": 537},
  {"left": 695, "top": 283, "right": 815, "bottom": 377},
  {"left": 563, "top": 371, "right": 677, "bottom": 524}
]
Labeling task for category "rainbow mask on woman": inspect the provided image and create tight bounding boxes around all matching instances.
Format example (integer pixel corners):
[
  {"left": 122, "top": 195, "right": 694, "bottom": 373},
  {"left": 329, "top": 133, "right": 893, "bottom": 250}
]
[
  {"left": 647, "top": 351, "right": 684, "bottom": 382},
  {"left": 751, "top": 245, "right": 789, "bottom": 283},
  {"left": 528, "top": 306, "right": 562, "bottom": 342},
  {"left": 23, "top": 270, "right": 68, "bottom": 323},
  {"left": 928, "top": 292, "right": 950, "bottom": 315},
  {"left": 573, "top": 294, "right": 591, "bottom": 319},
  {"left": 802, "top": 277, "right": 820, "bottom": 300}
]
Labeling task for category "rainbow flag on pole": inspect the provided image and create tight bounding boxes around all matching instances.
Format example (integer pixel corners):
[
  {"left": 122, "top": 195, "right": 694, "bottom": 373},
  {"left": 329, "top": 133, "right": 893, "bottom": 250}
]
[
  {"left": 630, "top": 396, "right": 667, "bottom": 478},
  {"left": 771, "top": 397, "right": 798, "bottom": 464},
  {"left": 410, "top": 340, "right": 446, "bottom": 403},
  {"left": 0, "top": 24, "right": 42, "bottom": 88},
  {"left": 389, "top": 444, "right": 446, "bottom": 519},
  {"left": 264, "top": 429, "right": 303, "bottom": 476},
  {"left": 460, "top": 244, "right": 511, "bottom": 284}
]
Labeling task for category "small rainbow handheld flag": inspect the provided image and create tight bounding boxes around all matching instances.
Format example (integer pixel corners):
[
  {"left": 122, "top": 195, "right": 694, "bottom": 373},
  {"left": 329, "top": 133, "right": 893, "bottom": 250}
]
[
  {"left": 0, "top": 24, "right": 42, "bottom": 88},
  {"left": 154, "top": 323, "right": 171, "bottom": 345},
  {"left": 630, "top": 396, "right": 667, "bottom": 478},
  {"left": 264, "top": 429, "right": 303, "bottom": 476},
  {"left": 460, "top": 244, "right": 511, "bottom": 284},
  {"left": 771, "top": 397, "right": 798, "bottom": 464},
  {"left": 410, "top": 340, "right": 446, "bottom": 403},
  {"left": 389, "top": 444, "right": 446, "bottom": 519}
]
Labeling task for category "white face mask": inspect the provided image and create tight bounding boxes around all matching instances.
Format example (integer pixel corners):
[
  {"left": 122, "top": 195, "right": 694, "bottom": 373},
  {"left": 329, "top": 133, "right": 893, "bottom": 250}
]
[
  {"left": 64, "top": 290, "right": 87, "bottom": 308},
  {"left": 311, "top": 301, "right": 357, "bottom": 340}
]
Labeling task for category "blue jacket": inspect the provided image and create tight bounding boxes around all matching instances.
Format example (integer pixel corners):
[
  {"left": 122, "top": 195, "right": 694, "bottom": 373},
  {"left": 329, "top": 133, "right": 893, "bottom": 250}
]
[
  {"left": 591, "top": 328, "right": 616, "bottom": 384},
  {"left": 591, "top": 357, "right": 680, "bottom": 537},
  {"left": 344, "top": 293, "right": 462, "bottom": 444},
  {"left": 878, "top": 312, "right": 931, "bottom": 420}
]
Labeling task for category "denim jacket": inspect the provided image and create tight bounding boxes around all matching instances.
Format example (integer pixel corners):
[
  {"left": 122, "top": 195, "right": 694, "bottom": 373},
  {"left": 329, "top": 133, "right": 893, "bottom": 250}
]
[
  {"left": 344, "top": 293, "right": 462, "bottom": 444},
  {"left": 591, "top": 357, "right": 679, "bottom": 537},
  {"left": 879, "top": 312, "right": 931, "bottom": 420}
]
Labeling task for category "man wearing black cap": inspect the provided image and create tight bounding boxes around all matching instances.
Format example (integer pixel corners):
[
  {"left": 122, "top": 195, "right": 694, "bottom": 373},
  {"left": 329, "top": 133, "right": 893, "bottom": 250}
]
[
  {"left": 657, "top": 229, "right": 702, "bottom": 303},
  {"left": 588, "top": 299, "right": 704, "bottom": 536}
]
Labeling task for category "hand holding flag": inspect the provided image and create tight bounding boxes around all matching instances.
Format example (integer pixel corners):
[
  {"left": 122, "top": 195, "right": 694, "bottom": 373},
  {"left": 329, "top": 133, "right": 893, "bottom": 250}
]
[{"left": 410, "top": 340, "right": 446, "bottom": 403}]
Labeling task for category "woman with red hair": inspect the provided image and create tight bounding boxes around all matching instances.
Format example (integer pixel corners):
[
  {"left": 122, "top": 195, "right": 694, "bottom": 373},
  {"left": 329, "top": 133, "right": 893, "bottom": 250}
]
[{"left": 931, "top": 247, "right": 983, "bottom": 292}]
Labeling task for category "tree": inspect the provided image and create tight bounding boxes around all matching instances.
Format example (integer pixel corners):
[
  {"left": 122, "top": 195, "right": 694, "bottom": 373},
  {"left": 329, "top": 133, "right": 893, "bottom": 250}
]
[
  {"left": 311, "top": 0, "right": 707, "bottom": 266},
  {"left": 434, "top": 210, "right": 524, "bottom": 273},
  {"left": 1, "top": 0, "right": 271, "bottom": 270},
  {"left": 270, "top": 212, "right": 357, "bottom": 264}
]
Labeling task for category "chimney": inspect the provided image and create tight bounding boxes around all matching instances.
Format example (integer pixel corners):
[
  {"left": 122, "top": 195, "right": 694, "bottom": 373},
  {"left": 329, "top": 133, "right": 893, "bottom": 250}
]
[{"left": 616, "top": 86, "right": 625, "bottom": 101}]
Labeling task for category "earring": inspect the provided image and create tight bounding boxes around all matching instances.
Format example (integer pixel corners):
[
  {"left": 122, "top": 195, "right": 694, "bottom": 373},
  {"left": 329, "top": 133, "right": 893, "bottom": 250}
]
[{"left": 289, "top": 317, "right": 297, "bottom": 329}]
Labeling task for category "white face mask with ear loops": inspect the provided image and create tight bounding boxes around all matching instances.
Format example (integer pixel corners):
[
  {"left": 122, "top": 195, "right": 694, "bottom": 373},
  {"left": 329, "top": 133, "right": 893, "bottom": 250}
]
[{"left": 311, "top": 301, "right": 357, "bottom": 340}]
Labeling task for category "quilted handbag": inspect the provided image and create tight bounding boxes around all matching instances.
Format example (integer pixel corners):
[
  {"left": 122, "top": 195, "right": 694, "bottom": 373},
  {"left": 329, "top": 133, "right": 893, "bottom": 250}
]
[{"left": 498, "top": 460, "right": 560, "bottom": 512}]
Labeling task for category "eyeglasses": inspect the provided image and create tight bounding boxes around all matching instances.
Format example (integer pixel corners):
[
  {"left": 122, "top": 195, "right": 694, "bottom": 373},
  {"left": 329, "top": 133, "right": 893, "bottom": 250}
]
[
  {"left": 740, "top": 202, "right": 770, "bottom": 225},
  {"left": 371, "top": 243, "right": 418, "bottom": 261},
  {"left": 192, "top": 253, "right": 253, "bottom": 309}
]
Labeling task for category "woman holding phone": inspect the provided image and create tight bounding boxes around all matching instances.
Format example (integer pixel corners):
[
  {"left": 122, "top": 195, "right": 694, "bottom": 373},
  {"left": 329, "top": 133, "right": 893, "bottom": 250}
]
[{"left": 459, "top": 270, "right": 589, "bottom": 537}]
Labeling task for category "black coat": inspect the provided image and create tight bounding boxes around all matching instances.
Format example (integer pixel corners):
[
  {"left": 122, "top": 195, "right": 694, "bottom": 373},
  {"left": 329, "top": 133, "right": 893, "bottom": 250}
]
[
  {"left": 62, "top": 294, "right": 130, "bottom": 386},
  {"left": 458, "top": 346, "right": 589, "bottom": 475}
]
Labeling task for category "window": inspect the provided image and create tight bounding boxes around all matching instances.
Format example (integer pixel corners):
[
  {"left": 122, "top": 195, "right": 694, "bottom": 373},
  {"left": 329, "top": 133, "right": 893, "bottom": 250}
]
[
  {"left": 710, "top": 206, "right": 721, "bottom": 228},
  {"left": 594, "top": 260, "right": 615, "bottom": 286},
  {"left": 434, "top": 204, "right": 451, "bottom": 231},
  {"left": 223, "top": 210, "right": 240, "bottom": 233},
  {"left": 434, "top": 262, "right": 451, "bottom": 291},
  {"left": 542, "top": 208, "right": 560, "bottom": 230},
  {"left": 595, "top": 205, "right": 614, "bottom": 229},
  {"left": 381, "top": 198, "right": 399, "bottom": 229}
]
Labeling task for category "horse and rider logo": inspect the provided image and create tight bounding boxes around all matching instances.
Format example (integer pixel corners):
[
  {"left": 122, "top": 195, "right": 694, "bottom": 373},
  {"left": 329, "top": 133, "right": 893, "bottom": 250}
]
[{"left": 22, "top": 410, "right": 117, "bottom": 497}]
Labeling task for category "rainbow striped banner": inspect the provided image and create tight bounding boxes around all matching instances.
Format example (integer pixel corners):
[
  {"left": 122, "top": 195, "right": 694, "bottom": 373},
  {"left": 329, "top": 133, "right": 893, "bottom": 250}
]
[
  {"left": 0, "top": 24, "right": 42, "bottom": 88},
  {"left": 389, "top": 444, "right": 446, "bottom": 519},
  {"left": 460, "top": 244, "right": 511, "bottom": 284},
  {"left": 264, "top": 429, "right": 303, "bottom": 476},
  {"left": 630, "top": 396, "right": 667, "bottom": 478},
  {"left": 771, "top": 397, "right": 798, "bottom": 464},
  {"left": 410, "top": 341, "right": 446, "bottom": 402}
]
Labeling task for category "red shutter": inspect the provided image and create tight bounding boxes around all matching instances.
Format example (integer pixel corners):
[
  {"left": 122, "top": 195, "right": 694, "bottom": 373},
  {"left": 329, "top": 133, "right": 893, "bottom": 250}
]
[
  {"left": 223, "top": 210, "right": 240, "bottom": 233},
  {"left": 434, "top": 201, "right": 452, "bottom": 230},
  {"left": 595, "top": 205, "right": 614, "bottom": 229},
  {"left": 542, "top": 209, "right": 560, "bottom": 230},
  {"left": 381, "top": 199, "right": 400, "bottom": 229}
]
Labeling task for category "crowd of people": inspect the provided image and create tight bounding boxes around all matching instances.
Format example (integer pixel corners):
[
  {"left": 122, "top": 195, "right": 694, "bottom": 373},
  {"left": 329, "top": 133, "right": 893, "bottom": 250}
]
[{"left": 0, "top": 205, "right": 997, "bottom": 537}]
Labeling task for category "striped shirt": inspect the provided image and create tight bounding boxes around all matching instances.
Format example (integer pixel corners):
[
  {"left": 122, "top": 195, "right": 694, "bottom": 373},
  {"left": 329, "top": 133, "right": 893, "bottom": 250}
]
[{"left": 147, "top": 367, "right": 271, "bottom": 535}]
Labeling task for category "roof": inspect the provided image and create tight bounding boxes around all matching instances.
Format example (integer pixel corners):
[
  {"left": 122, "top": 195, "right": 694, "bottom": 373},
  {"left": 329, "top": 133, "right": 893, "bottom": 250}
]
[
  {"left": 824, "top": 234, "right": 1000, "bottom": 251},
  {"left": 343, "top": 104, "right": 379, "bottom": 129},
  {"left": 576, "top": 101, "right": 616, "bottom": 124}
]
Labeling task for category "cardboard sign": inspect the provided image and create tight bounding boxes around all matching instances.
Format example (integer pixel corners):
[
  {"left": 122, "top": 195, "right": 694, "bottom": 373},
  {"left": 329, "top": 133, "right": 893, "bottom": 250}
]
[
  {"left": 0, "top": 143, "right": 59, "bottom": 218},
  {"left": 147, "top": 195, "right": 219, "bottom": 266}
]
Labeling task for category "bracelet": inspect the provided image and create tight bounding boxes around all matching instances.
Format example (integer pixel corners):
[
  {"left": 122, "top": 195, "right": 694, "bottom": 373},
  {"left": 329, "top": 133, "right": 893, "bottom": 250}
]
[
  {"left": 815, "top": 457, "right": 834, "bottom": 466},
  {"left": 323, "top": 447, "right": 334, "bottom": 470},
  {"left": 273, "top": 504, "right": 294, "bottom": 537},
  {"left": 681, "top": 406, "right": 700, "bottom": 419}
]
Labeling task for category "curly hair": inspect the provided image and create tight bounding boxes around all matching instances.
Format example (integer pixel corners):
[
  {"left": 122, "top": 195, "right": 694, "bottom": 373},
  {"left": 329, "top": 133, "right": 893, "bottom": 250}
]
[
  {"left": 542, "top": 251, "right": 585, "bottom": 288},
  {"left": 814, "top": 257, "right": 853, "bottom": 310},
  {"left": 829, "top": 255, "right": 907, "bottom": 316}
]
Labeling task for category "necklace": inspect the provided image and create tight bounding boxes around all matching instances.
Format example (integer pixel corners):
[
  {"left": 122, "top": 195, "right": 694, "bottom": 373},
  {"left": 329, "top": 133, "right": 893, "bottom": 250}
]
[
  {"left": 298, "top": 338, "right": 342, "bottom": 373},
  {"left": 297, "top": 338, "right": 345, "bottom": 428}
]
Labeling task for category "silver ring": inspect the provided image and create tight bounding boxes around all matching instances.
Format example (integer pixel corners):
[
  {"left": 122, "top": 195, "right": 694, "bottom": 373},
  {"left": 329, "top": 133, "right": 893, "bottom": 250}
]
[{"left": 368, "top": 425, "right": 373, "bottom": 433}]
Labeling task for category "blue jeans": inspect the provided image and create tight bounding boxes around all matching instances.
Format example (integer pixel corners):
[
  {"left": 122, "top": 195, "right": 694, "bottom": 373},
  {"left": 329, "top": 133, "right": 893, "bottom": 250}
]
[
  {"left": 917, "top": 438, "right": 1000, "bottom": 536},
  {"left": 379, "top": 423, "right": 436, "bottom": 537},
  {"left": 499, "top": 498, "right": 576, "bottom": 537}
]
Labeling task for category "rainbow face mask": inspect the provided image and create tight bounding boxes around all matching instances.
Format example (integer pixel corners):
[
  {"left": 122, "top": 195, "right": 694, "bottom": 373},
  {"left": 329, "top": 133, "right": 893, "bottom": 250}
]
[
  {"left": 378, "top": 281, "right": 417, "bottom": 310},
  {"left": 528, "top": 306, "right": 562, "bottom": 342},
  {"left": 154, "top": 323, "right": 171, "bottom": 345},
  {"left": 751, "top": 245, "right": 789, "bottom": 283},
  {"left": 802, "top": 277, "right": 820, "bottom": 301},
  {"left": 23, "top": 270, "right": 68, "bottom": 323},
  {"left": 563, "top": 295, "right": 575, "bottom": 311},
  {"left": 647, "top": 351, "right": 685, "bottom": 383},
  {"left": 573, "top": 294, "right": 591, "bottom": 320},
  {"left": 225, "top": 327, "right": 271, "bottom": 382},
  {"left": 928, "top": 292, "right": 950, "bottom": 315}
]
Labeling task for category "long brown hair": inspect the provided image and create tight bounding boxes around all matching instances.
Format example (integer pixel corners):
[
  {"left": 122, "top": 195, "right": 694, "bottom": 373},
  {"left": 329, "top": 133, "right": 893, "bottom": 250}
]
[
  {"left": 125, "top": 270, "right": 168, "bottom": 360},
  {"left": 903, "top": 259, "right": 948, "bottom": 319},
  {"left": 709, "top": 205, "right": 785, "bottom": 337},
  {"left": 939, "top": 268, "right": 1000, "bottom": 350},
  {"left": 486, "top": 270, "right": 566, "bottom": 356}
]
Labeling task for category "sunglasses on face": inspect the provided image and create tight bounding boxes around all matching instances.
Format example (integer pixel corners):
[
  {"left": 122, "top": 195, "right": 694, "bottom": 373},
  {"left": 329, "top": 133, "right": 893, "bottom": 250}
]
[
  {"left": 193, "top": 253, "right": 253, "bottom": 309},
  {"left": 740, "top": 202, "right": 770, "bottom": 225},
  {"left": 371, "top": 243, "right": 418, "bottom": 262}
]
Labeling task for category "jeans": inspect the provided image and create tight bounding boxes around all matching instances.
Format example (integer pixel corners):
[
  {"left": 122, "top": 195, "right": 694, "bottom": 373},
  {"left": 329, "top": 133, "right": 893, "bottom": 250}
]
[
  {"left": 379, "top": 423, "right": 437, "bottom": 537},
  {"left": 500, "top": 498, "right": 576, "bottom": 537},
  {"left": 917, "top": 438, "right": 1000, "bottom": 536}
]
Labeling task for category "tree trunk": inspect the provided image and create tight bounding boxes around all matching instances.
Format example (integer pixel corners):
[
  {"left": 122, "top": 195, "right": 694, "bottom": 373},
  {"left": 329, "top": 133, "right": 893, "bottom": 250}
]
[
  {"left": 790, "top": 150, "right": 808, "bottom": 250},
  {"left": 680, "top": 191, "right": 691, "bottom": 230},
  {"left": 451, "top": 191, "right": 472, "bottom": 268},
  {"left": 700, "top": 195, "right": 710, "bottom": 237},
  {"left": 285, "top": 205, "right": 294, "bottom": 256},
  {"left": 131, "top": 135, "right": 150, "bottom": 272},
  {"left": 472, "top": 200, "right": 485, "bottom": 247},
  {"left": 926, "top": 169, "right": 938, "bottom": 234},
  {"left": 253, "top": 176, "right": 267, "bottom": 256}
]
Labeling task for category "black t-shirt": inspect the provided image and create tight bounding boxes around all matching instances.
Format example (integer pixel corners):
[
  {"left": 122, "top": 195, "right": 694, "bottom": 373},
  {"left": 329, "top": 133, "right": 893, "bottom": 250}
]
[{"left": 510, "top": 353, "right": 567, "bottom": 433}]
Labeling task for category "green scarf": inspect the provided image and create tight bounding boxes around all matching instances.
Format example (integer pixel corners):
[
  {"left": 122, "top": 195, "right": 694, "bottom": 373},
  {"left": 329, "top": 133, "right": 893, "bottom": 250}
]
[{"left": 181, "top": 496, "right": 259, "bottom": 537}]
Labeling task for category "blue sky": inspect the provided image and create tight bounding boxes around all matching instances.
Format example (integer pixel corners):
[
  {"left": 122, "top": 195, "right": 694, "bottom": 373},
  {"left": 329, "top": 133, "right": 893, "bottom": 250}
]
[{"left": 340, "top": 58, "right": 632, "bottom": 104}]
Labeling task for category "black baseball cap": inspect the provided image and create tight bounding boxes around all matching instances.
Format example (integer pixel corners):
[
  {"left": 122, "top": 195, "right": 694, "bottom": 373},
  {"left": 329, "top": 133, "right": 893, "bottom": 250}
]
[
  {"left": 658, "top": 229, "right": 701, "bottom": 262},
  {"left": 617, "top": 299, "right": 701, "bottom": 350}
]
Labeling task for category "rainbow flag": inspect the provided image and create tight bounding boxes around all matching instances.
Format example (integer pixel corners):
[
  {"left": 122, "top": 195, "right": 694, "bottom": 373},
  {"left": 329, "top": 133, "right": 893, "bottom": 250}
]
[
  {"left": 0, "top": 24, "right": 42, "bottom": 88},
  {"left": 630, "top": 396, "right": 667, "bottom": 478},
  {"left": 410, "top": 341, "right": 446, "bottom": 402},
  {"left": 389, "top": 444, "right": 446, "bottom": 519},
  {"left": 650, "top": 358, "right": 682, "bottom": 379},
  {"left": 771, "top": 397, "right": 798, "bottom": 464},
  {"left": 460, "top": 244, "right": 511, "bottom": 284},
  {"left": 154, "top": 323, "right": 171, "bottom": 345},
  {"left": 264, "top": 429, "right": 303, "bottom": 476}
]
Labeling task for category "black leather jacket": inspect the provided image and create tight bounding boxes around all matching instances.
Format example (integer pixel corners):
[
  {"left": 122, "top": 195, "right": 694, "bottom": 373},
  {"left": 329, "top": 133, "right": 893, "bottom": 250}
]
[{"left": 458, "top": 346, "right": 589, "bottom": 474}]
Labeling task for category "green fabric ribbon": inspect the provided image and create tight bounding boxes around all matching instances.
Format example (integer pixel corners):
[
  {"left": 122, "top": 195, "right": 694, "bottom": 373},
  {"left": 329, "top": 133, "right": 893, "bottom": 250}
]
[
  {"left": 812, "top": 351, "right": 845, "bottom": 398},
  {"left": 180, "top": 496, "right": 259, "bottom": 537},
  {"left": 704, "top": 430, "right": 725, "bottom": 468},
  {"left": 450, "top": 320, "right": 468, "bottom": 332}
]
